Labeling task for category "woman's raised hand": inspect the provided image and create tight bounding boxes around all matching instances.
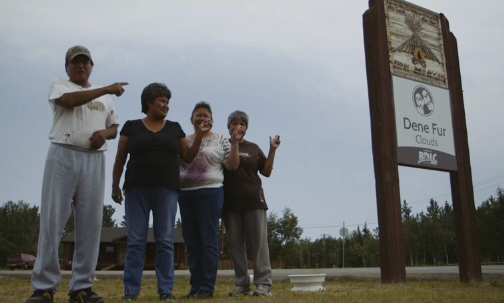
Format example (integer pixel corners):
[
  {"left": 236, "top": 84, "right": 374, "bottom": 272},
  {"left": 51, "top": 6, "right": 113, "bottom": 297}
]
[
  {"left": 231, "top": 126, "right": 246, "bottom": 143},
  {"left": 196, "top": 119, "right": 213, "bottom": 135},
  {"left": 270, "top": 135, "right": 281, "bottom": 149}
]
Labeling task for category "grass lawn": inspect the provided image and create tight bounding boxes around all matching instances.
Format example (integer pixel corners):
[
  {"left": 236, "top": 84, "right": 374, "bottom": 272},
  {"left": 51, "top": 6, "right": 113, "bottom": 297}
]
[{"left": 1, "top": 275, "right": 503, "bottom": 303}]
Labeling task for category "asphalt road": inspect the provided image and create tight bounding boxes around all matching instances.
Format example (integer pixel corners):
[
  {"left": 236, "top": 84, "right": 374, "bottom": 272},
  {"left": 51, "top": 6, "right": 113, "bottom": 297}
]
[{"left": 2, "top": 265, "right": 503, "bottom": 278}]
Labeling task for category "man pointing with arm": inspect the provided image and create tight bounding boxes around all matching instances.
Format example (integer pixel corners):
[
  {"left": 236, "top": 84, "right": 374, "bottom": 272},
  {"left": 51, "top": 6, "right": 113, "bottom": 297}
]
[{"left": 27, "top": 45, "right": 127, "bottom": 303}]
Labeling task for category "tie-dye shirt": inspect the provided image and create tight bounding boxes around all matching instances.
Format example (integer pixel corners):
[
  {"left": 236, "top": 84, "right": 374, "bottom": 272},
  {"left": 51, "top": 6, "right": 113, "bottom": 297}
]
[{"left": 180, "top": 133, "right": 232, "bottom": 190}]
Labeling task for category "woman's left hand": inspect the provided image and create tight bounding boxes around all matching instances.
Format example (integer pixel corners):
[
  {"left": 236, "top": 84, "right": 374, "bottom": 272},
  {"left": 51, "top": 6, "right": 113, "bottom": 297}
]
[
  {"left": 112, "top": 185, "right": 124, "bottom": 205},
  {"left": 196, "top": 119, "right": 213, "bottom": 135},
  {"left": 231, "top": 126, "right": 245, "bottom": 143},
  {"left": 270, "top": 135, "right": 281, "bottom": 149}
]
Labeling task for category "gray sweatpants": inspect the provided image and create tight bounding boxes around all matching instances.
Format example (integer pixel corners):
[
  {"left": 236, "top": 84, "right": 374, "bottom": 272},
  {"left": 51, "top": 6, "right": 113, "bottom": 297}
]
[
  {"left": 222, "top": 209, "right": 272, "bottom": 287},
  {"left": 31, "top": 143, "right": 105, "bottom": 293}
]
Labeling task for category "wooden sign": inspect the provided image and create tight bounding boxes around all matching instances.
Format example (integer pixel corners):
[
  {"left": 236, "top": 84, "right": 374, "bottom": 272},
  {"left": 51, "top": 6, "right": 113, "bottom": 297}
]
[
  {"left": 384, "top": 0, "right": 457, "bottom": 171},
  {"left": 363, "top": 0, "right": 481, "bottom": 284},
  {"left": 385, "top": 0, "right": 448, "bottom": 88}
]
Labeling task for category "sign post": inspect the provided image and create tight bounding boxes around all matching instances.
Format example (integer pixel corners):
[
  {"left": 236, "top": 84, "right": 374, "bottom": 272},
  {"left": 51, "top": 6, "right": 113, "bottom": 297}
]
[{"left": 363, "top": 0, "right": 482, "bottom": 283}]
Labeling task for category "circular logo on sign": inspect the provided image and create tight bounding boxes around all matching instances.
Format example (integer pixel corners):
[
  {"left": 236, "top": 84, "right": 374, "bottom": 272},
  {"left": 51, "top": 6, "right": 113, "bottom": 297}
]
[{"left": 412, "top": 86, "right": 434, "bottom": 117}]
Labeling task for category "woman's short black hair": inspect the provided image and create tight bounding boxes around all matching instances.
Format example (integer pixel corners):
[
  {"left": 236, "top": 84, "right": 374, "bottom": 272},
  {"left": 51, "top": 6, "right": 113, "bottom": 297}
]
[
  {"left": 141, "top": 83, "right": 171, "bottom": 114},
  {"left": 190, "top": 101, "right": 212, "bottom": 120}
]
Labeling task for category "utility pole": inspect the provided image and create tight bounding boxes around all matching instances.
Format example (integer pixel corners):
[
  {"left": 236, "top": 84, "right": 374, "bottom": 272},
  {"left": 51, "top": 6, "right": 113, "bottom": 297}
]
[
  {"left": 340, "top": 222, "right": 348, "bottom": 268},
  {"left": 343, "top": 222, "right": 345, "bottom": 269},
  {"left": 322, "top": 234, "right": 326, "bottom": 268}
]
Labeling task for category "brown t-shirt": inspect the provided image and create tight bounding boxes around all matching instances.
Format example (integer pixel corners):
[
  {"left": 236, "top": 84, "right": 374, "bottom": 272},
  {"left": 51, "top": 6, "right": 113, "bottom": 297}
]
[{"left": 223, "top": 140, "right": 268, "bottom": 213}]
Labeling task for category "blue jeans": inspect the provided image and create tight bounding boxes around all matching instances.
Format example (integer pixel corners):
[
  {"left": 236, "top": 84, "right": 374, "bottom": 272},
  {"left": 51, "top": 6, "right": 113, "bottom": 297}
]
[
  {"left": 123, "top": 188, "right": 178, "bottom": 297},
  {"left": 178, "top": 187, "right": 224, "bottom": 293}
]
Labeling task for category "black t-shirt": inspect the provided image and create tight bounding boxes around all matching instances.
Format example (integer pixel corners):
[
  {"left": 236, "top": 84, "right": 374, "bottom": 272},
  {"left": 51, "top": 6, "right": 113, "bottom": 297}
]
[
  {"left": 223, "top": 140, "right": 268, "bottom": 213},
  {"left": 120, "top": 119, "right": 185, "bottom": 190}
]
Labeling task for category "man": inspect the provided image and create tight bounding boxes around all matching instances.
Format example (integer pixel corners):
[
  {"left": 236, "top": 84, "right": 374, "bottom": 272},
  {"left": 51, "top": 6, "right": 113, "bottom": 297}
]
[{"left": 26, "top": 45, "right": 127, "bottom": 303}]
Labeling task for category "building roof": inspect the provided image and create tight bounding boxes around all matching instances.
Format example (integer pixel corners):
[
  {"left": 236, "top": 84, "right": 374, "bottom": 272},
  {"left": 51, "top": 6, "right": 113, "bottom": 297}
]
[{"left": 61, "top": 227, "right": 184, "bottom": 243}]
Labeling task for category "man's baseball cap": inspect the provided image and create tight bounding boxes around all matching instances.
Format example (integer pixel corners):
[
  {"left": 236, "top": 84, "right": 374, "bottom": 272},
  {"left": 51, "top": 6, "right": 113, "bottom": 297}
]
[{"left": 65, "top": 45, "right": 94, "bottom": 64}]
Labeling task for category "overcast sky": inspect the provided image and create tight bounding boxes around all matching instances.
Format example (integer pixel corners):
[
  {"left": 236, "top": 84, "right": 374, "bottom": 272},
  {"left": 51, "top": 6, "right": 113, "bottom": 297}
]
[{"left": 0, "top": 0, "right": 503, "bottom": 240}]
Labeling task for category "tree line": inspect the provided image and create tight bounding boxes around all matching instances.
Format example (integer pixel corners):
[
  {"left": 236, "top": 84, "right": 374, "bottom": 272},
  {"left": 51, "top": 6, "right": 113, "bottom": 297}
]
[
  {"left": 219, "top": 187, "right": 504, "bottom": 268},
  {"left": 0, "top": 202, "right": 117, "bottom": 266},
  {"left": 1, "top": 187, "right": 502, "bottom": 268}
]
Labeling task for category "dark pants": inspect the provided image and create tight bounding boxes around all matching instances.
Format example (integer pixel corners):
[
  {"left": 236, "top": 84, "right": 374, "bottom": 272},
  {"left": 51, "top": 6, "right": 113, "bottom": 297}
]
[
  {"left": 123, "top": 188, "right": 178, "bottom": 296},
  {"left": 178, "top": 187, "right": 224, "bottom": 293}
]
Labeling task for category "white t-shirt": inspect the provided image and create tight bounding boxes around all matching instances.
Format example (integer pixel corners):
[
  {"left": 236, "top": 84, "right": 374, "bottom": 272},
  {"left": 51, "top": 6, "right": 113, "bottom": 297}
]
[
  {"left": 47, "top": 78, "right": 119, "bottom": 151},
  {"left": 180, "top": 133, "right": 232, "bottom": 190}
]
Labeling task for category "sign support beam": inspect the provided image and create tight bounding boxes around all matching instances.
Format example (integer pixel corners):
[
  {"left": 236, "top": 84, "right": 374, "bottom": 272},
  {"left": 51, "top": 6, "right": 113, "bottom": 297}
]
[
  {"left": 363, "top": 0, "right": 407, "bottom": 284},
  {"left": 441, "top": 15, "right": 482, "bottom": 283}
]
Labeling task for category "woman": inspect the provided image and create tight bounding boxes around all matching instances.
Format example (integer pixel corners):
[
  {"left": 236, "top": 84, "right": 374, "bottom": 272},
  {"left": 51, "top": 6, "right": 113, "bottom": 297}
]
[
  {"left": 179, "top": 102, "right": 244, "bottom": 299},
  {"left": 111, "top": 83, "right": 210, "bottom": 301},
  {"left": 222, "top": 110, "right": 281, "bottom": 297}
]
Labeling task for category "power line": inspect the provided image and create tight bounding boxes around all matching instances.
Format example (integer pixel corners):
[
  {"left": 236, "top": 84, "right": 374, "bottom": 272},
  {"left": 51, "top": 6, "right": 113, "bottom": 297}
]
[
  {"left": 474, "top": 174, "right": 504, "bottom": 186},
  {"left": 407, "top": 177, "right": 504, "bottom": 205},
  {"left": 472, "top": 182, "right": 504, "bottom": 195},
  {"left": 299, "top": 175, "right": 504, "bottom": 232},
  {"left": 301, "top": 218, "right": 375, "bottom": 228},
  {"left": 300, "top": 221, "right": 378, "bottom": 229},
  {"left": 408, "top": 192, "right": 451, "bottom": 204}
]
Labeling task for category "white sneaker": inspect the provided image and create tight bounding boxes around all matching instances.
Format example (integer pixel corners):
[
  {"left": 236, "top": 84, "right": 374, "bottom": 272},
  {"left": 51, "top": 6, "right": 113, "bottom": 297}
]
[{"left": 253, "top": 285, "right": 272, "bottom": 297}]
